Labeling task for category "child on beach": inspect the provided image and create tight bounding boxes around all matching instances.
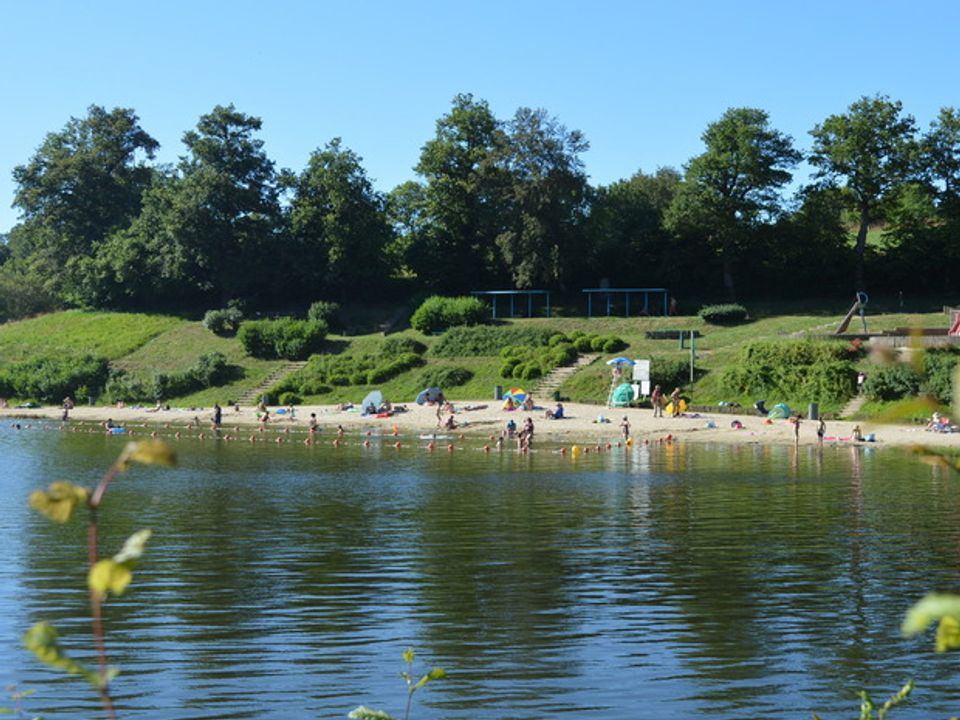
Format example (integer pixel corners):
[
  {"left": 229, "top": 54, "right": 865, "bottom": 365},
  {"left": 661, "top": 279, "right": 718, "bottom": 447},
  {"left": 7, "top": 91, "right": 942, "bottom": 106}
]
[{"left": 620, "top": 416, "right": 631, "bottom": 440}]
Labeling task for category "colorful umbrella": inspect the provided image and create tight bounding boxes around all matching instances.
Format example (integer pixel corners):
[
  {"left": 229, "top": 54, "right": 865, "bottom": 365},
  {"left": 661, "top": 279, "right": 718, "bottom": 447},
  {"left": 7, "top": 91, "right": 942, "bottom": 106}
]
[
  {"left": 504, "top": 387, "right": 527, "bottom": 402},
  {"left": 606, "top": 357, "right": 635, "bottom": 366}
]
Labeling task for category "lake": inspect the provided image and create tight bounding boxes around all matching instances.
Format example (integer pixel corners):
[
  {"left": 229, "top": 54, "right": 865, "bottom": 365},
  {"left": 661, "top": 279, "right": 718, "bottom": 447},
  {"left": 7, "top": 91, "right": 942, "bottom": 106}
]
[{"left": 1, "top": 423, "right": 959, "bottom": 719}]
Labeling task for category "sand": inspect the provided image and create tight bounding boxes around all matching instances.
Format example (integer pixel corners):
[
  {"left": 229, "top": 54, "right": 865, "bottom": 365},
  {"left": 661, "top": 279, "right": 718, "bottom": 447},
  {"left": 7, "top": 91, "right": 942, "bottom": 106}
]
[{"left": 3, "top": 401, "right": 959, "bottom": 451}]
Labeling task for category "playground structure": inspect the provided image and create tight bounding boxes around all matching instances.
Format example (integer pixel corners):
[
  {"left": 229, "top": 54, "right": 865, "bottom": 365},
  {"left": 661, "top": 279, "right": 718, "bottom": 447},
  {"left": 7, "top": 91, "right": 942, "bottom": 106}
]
[{"left": 835, "top": 292, "right": 869, "bottom": 334}]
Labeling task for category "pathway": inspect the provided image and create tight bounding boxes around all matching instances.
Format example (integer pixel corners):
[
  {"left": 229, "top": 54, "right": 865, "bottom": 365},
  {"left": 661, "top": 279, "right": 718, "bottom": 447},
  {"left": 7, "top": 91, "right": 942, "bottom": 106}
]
[
  {"left": 839, "top": 393, "right": 867, "bottom": 419},
  {"left": 238, "top": 361, "right": 307, "bottom": 405},
  {"left": 534, "top": 353, "right": 599, "bottom": 399}
]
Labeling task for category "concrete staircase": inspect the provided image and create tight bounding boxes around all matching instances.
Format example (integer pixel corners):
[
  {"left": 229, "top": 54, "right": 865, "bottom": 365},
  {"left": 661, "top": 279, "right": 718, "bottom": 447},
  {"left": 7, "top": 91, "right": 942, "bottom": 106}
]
[
  {"left": 534, "top": 353, "right": 599, "bottom": 399},
  {"left": 839, "top": 394, "right": 867, "bottom": 419},
  {"left": 238, "top": 361, "right": 307, "bottom": 405}
]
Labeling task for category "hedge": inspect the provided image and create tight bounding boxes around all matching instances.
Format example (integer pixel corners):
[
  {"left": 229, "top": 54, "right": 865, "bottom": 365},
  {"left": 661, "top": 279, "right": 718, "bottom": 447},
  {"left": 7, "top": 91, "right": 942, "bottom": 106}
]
[
  {"left": 238, "top": 319, "right": 328, "bottom": 360},
  {"left": 0, "top": 355, "right": 110, "bottom": 404},
  {"left": 410, "top": 296, "right": 488, "bottom": 334},
  {"left": 699, "top": 304, "right": 749, "bottom": 325}
]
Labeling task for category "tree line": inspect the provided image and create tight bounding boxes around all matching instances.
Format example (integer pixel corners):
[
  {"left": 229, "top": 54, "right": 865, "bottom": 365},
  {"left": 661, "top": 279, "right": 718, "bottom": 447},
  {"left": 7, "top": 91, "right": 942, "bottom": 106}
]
[{"left": 1, "top": 93, "right": 958, "bottom": 321}]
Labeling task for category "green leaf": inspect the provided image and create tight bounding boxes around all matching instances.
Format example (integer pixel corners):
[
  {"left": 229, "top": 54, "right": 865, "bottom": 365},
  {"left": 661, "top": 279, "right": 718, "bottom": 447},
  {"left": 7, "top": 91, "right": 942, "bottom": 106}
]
[
  {"left": 413, "top": 667, "right": 447, "bottom": 690},
  {"left": 22, "top": 622, "right": 97, "bottom": 685},
  {"left": 113, "top": 528, "right": 152, "bottom": 564},
  {"left": 88, "top": 559, "right": 132, "bottom": 597},
  {"left": 88, "top": 528, "right": 152, "bottom": 597},
  {"left": 118, "top": 440, "right": 176, "bottom": 470},
  {"left": 901, "top": 593, "right": 960, "bottom": 639},
  {"left": 28, "top": 482, "right": 89, "bottom": 523},
  {"left": 936, "top": 616, "right": 960, "bottom": 653},
  {"left": 348, "top": 706, "right": 395, "bottom": 720}
]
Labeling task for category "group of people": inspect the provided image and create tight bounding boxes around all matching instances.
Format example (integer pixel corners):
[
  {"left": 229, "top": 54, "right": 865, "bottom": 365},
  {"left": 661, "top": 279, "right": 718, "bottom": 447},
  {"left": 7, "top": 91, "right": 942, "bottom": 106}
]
[
  {"left": 649, "top": 385, "right": 683, "bottom": 417},
  {"left": 502, "top": 395, "right": 535, "bottom": 412},
  {"left": 502, "top": 415, "right": 535, "bottom": 450}
]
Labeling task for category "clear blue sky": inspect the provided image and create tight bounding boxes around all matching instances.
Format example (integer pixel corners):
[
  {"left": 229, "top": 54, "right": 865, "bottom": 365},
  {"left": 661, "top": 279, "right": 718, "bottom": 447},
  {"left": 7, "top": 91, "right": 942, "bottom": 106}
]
[{"left": 1, "top": 0, "right": 958, "bottom": 234}]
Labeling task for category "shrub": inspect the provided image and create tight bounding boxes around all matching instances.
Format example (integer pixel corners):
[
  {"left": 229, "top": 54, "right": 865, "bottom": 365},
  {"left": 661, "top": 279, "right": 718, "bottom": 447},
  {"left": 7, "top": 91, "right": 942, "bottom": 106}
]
[
  {"left": 521, "top": 364, "right": 543, "bottom": 381},
  {"left": 573, "top": 336, "right": 595, "bottom": 352},
  {"left": 419, "top": 366, "right": 474, "bottom": 389},
  {"left": 720, "top": 340, "right": 854, "bottom": 403},
  {"left": 699, "top": 303, "right": 749, "bottom": 325},
  {"left": 922, "top": 349, "right": 960, "bottom": 404},
  {"left": 203, "top": 307, "right": 244, "bottom": 337},
  {"left": 431, "top": 326, "right": 559, "bottom": 357},
  {"left": 602, "top": 336, "right": 627, "bottom": 353},
  {"left": 864, "top": 363, "right": 923, "bottom": 401},
  {"left": 238, "top": 319, "right": 328, "bottom": 360},
  {"left": 278, "top": 391, "right": 302, "bottom": 406},
  {"left": 0, "top": 355, "right": 110, "bottom": 403},
  {"left": 409, "top": 296, "right": 488, "bottom": 334},
  {"left": 307, "top": 301, "right": 342, "bottom": 330},
  {"left": 651, "top": 357, "right": 689, "bottom": 391},
  {"left": 381, "top": 336, "right": 427, "bottom": 357}
]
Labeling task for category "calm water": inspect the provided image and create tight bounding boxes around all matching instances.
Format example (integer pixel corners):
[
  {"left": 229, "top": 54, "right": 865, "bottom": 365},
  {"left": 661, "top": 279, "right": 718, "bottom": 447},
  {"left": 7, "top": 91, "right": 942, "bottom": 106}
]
[{"left": 2, "top": 423, "right": 960, "bottom": 719}]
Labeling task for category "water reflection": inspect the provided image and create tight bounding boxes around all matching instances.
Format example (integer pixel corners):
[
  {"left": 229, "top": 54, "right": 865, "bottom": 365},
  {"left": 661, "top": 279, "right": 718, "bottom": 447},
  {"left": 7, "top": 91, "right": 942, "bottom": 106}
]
[{"left": 2, "top": 426, "right": 960, "bottom": 718}]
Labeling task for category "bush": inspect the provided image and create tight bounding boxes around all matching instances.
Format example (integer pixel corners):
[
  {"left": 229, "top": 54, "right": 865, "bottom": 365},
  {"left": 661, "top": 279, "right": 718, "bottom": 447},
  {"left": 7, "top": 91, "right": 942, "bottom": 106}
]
[
  {"left": 418, "top": 366, "right": 474, "bottom": 389},
  {"left": 699, "top": 303, "right": 749, "bottom": 325},
  {"left": 573, "top": 336, "right": 595, "bottom": 352},
  {"left": 112, "top": 352, "right": 238, "bottom": 403},
  {"left": 278, "top": 391, "right": 302, "bottom": 406},
  {"left": 720, "top": 340, "right": 855, "bottom": 403},
  {"left": 203, "top": 307, "right": 244, "bottom": 337},
  {"left": 602, "top": 336, "right": 627, "bottom": 353},
  {"left": 651, "top": 357, "right": 689, "bottom": 391},
  {"left": 409, "top": 296, "right": 488, "bottom": 334},
  {"left": 381, "top": 336, "right": 427, "bottom": 357},
  {"left": 307, "top": 301, "right": 342, "bottom": 330},
  {"left": 922, "top": 349, "right": 960, "bottom": 404},
  {"left": 0, "top": 355, "right": 110, "bottom": 403},
  {"left": 238, "top": 319, "right": 328, "bottom": 360},
  {"left": 864, "top": 363, "right": 923, "bottom": 401},
  {"left": 432, "top": 326, "right": 559, "bottom": 357}
]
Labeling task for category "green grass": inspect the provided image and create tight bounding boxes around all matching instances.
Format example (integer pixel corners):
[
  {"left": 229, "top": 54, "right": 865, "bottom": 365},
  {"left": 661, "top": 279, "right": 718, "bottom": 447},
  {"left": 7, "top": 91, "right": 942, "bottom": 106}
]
[
  {"left": 1, "top": 308, "right": 954, "bottom": 417},
  {"left": 0, "top": 310, "right": 184, "bottom": 363}
]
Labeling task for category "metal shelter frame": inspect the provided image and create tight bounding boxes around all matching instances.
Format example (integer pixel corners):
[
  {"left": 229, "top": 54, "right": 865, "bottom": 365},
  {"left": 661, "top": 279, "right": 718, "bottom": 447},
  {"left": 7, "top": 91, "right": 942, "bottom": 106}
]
[
  {"left": 470, "top": 290, "right": 552, "bottom": 319},
  {"left": 582, "top": 288, "right": 669, "bottom": 317}
]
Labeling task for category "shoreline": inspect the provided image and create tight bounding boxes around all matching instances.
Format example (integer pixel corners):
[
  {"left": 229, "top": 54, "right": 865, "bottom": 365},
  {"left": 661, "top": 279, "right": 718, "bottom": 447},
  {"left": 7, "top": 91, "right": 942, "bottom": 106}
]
[{"left": 3, "top": 401, "right": 959, "bottom": 450}]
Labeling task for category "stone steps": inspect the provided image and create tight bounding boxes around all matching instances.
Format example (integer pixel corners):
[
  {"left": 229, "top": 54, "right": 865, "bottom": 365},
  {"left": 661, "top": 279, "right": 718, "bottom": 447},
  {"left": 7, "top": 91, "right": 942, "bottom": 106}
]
[
  {"left": 534, "top": 353, "right": 599, "bottom": 396},
  {"left": 238, "top": 361, "right": 308, "bottom": 405}
]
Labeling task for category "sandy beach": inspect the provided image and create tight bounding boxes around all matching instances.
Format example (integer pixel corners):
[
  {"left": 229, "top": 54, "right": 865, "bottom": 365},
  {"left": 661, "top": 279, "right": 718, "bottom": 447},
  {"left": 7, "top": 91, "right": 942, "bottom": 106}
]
[{"left": 4, "top": 400, "right": 959, "bottom": 451}]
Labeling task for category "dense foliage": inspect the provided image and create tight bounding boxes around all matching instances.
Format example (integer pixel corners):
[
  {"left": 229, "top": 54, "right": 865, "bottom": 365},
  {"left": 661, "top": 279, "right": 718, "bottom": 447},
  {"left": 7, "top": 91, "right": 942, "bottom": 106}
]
[
  {"left": 0, "top": 355, "right": 109, "bottom": 403},
  {"left": 203, "top": 307, "right": 244, "bottom": 337},
  {"left": 306, "top": 301, "right": 342, "bottom": 329},
  {"left": 237, "top": 319, "right": 328, "bottom": 360},
  {"left": 409, "top": 296, "right": 488, "bottom": 334},
  {"left": 431, "top": 325, "right": 560, "bottom": 357},
  {"left": 720, "top": 340, "right": 856, "bottom": 403},
  {"left": 698, "top": 304, "right": 749, "bottom": 325},
  {"left": 4, "top": 93, "right": 960, "bottom": 322},
  {"left": 499, "top": 342, "right": 578, "bottom": 381},
  {"left": 104, "top": 352, "right": 236, "bottom": 403},
  {"left": 418, "top": 366, "right": 474, "bottom": 389}
]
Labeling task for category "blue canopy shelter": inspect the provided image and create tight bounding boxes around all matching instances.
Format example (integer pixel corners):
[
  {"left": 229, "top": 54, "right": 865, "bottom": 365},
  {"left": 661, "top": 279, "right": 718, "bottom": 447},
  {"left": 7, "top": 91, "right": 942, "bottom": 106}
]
[
  {"left": 470, "top": 290, "right": 552, "bottom": 319},
  {"left": 582, "top": 288, "right": 669, "bottom": 317}
]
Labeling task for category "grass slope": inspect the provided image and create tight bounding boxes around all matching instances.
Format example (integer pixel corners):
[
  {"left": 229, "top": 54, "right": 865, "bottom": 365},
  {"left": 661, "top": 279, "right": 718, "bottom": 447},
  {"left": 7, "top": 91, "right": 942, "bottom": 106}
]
[
  {"left": 0, "top": 308, "right": 951, "bottom": 416},
  {"left": 0, "top": 310, "right": 184, "bottom": 363}
]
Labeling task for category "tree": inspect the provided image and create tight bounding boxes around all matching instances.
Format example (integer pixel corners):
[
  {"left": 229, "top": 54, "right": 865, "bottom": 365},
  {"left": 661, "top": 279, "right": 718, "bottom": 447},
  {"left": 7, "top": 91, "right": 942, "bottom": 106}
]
[
  {"left": 288, "top": 138, "right": 395, "bottom": 295},
  {"left": 10, "top": 105, "right": 158, "bottom": 304},
  {"left": 112, "top": 105, "right": 283, "bottom": 306},
  {"left": 808, "top": 95, "right": 918, "bottom": 290},
  {"left": 408, "top": 94, "right": 507, "bottom": 291},
  {"left": 494, "top": 107, "right": 590, "bottom": 289},
  {"left": 665, "top": 107, "right": 800, "bottom": 300},
  {"left": 585, "top": 168, "right": 680, "bottom": 287}
]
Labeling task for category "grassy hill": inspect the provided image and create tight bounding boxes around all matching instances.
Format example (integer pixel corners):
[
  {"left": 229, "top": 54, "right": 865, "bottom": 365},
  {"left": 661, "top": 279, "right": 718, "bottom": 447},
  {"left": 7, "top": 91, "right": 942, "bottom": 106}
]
[{"left": 0, "top": 306, "right": 952, "bottom": 419}]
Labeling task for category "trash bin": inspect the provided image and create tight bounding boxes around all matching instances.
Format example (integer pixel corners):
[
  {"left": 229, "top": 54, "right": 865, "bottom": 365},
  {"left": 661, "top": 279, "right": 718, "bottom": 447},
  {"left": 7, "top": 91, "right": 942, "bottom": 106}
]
[
  {"left": 494, "top": 385, "right": 503, "bottom": 401},
  {"left": 808, "top": 402, "right": 819, "bottom": 420}
]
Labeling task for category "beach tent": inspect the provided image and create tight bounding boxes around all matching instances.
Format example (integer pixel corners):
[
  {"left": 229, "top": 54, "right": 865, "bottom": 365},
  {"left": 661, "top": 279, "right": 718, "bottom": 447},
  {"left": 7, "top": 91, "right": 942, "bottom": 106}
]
[
  {"left": 610, "top": 383, "right": 635, "bottom": 407},
  {"left": 416, "top": 387, "right": 443, "bottom": 405},
  {"left": 362, "top": 390, "right": 384, "bottom": 413},
  {"left": 767, "top": 402, "right": 791, "bottom": 419}
]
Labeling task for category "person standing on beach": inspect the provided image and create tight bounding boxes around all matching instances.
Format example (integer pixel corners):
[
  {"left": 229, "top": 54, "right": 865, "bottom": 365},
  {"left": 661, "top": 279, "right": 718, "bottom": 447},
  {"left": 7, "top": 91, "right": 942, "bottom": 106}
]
[
  {"left": 794, "top": 415, "right": 801, "bottom": 445},
  {"left": 212, "top": 403, "right": 222, "bottom": 429},
  {"left": 817, "top": 417, "right": 825, "bottom": 444},
  {"left": 651, "top": 385, "right": 664, "bottom": 418},
  {"left": 670, "top": 387, "right": 681, "bottom": 416},
  {"left": 620, "top": 416, "right": 631, "bottom": 440}
]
